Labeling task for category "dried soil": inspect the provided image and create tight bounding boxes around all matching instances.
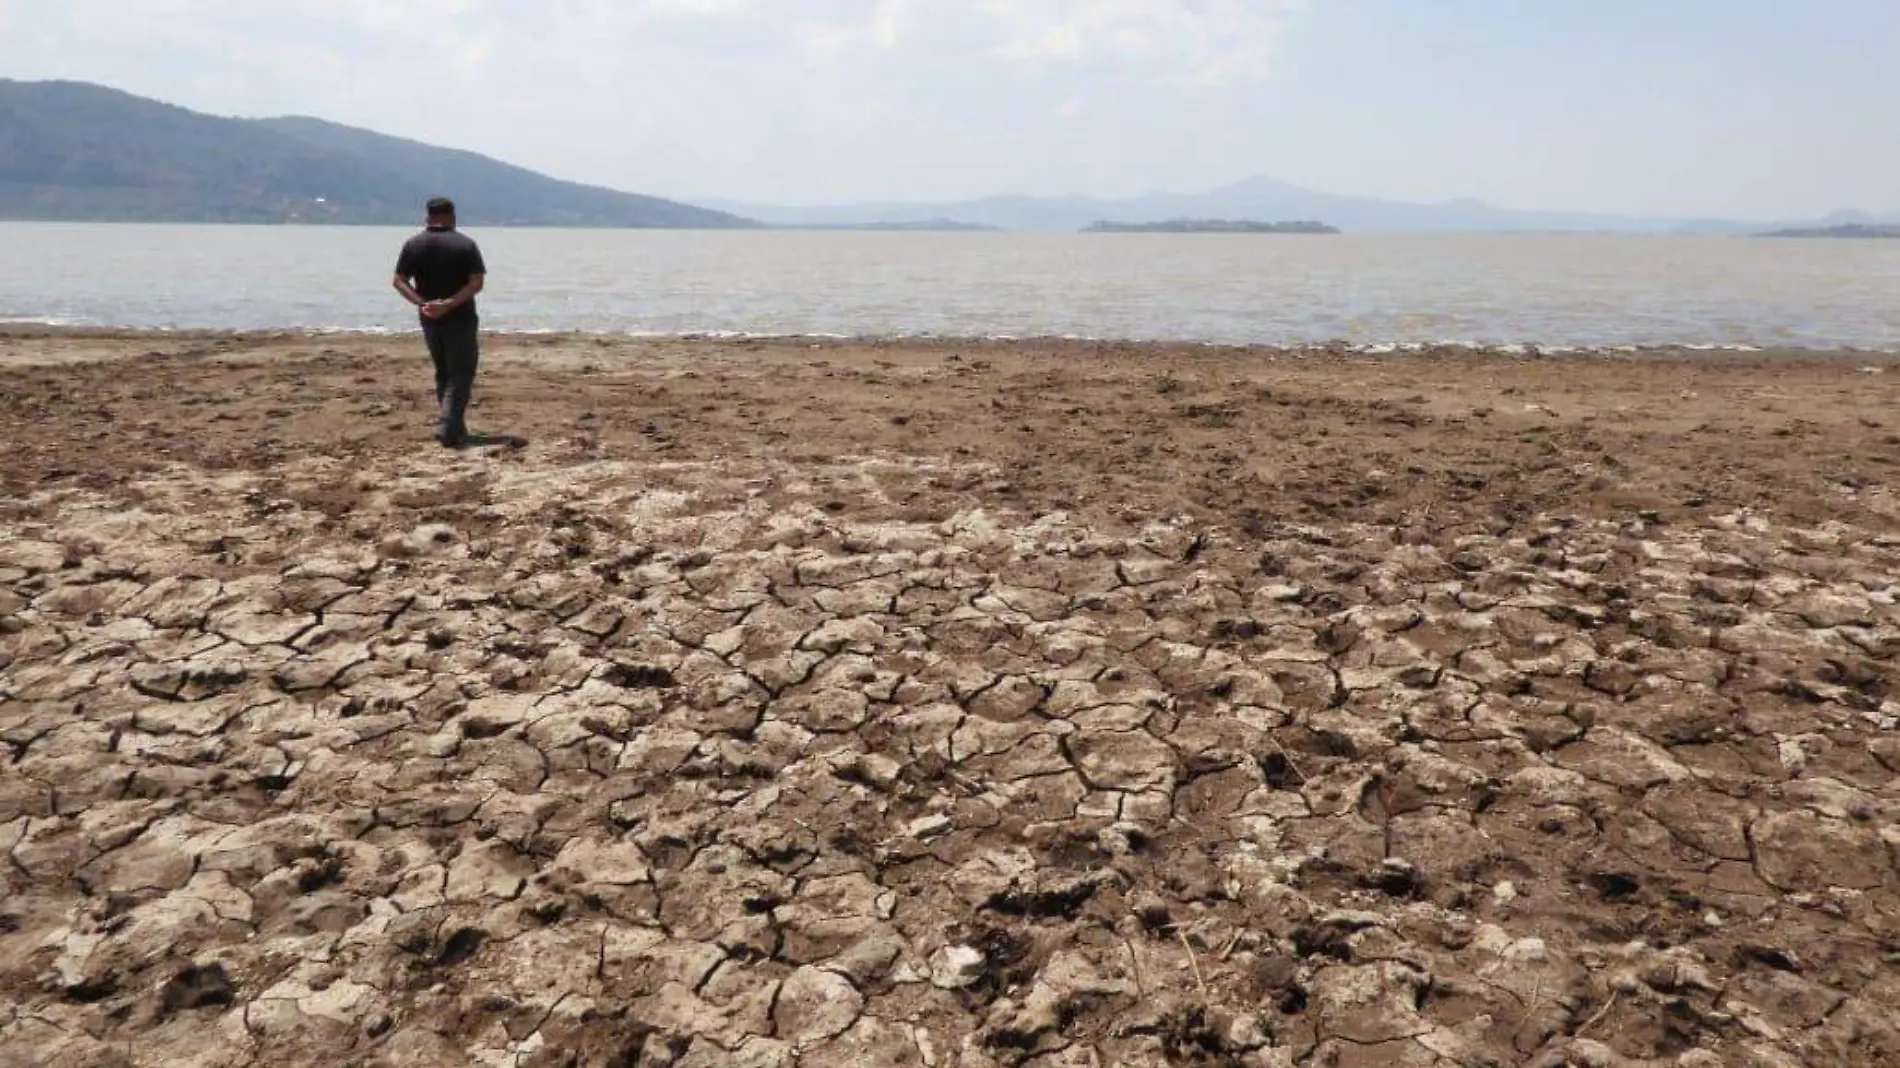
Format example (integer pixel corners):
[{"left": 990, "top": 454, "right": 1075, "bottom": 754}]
[{"left": 3, "top": 331, "right": 1899, "bottom": 1067}]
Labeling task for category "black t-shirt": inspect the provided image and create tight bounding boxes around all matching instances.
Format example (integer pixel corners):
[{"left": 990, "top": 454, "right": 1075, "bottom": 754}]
[{"left": 395, "top": 227, "right": 486, "bottom": 322}]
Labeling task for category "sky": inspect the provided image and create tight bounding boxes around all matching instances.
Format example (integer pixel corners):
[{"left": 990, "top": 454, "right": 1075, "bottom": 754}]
[{"left": 1, "top": 0, "right": 1895, "bottom": 218}]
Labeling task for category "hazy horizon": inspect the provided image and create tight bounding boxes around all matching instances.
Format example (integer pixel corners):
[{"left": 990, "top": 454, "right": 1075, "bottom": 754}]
[{"left": 2, "top": 1, "right": 1896, "bottom": 219}]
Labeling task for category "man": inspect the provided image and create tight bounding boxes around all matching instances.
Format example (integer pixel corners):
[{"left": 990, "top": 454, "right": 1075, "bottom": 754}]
[{"left": 393, "top": 197, "right": 487, "bottom": 447}]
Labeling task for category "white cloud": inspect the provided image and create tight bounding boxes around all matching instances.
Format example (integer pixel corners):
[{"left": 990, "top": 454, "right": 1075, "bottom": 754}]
[
  {"left": 978, "top": 0, "right": 1308, "bottom": 84},
  {"left": 766, "top": 0, "right": 1309, "bottom": 83},
  {"left": 641, "top": 0, "right": 759, "bottom": 16},
  {"left": 793, "top": 1, "right": 911, "bottom": 65}
]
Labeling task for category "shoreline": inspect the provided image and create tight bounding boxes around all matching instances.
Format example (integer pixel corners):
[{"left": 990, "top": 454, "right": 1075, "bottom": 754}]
[{"left": 4, "top": 322, "right": 1899, "bottom": 364}]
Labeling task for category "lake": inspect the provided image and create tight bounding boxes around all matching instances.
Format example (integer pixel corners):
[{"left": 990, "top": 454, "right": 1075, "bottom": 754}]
[{"left": 2, "top": 223, "right": 1897, "bottom": 349}]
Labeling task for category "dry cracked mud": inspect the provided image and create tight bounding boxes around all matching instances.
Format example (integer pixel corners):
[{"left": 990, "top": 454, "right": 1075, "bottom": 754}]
[{"left": 3, "top": 332, "right": 1900, "bottom": 1067}]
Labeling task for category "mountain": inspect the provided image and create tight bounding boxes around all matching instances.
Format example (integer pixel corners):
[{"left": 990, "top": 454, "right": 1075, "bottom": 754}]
[
  {"left": 1082, "top": 219, "right": 1339, "bottom": 234},
  {"left": 1760, "top": 223, "right": 1900, "bottom": 238},
  {"left": 0, "top": 79, "right": 753, "bottom": 228},
  {"left": 709, "top": 177, "right": 1887, "bottom": 236},
  {"left": 779, "top": 218, "right": 1002, "bottom": 232}
]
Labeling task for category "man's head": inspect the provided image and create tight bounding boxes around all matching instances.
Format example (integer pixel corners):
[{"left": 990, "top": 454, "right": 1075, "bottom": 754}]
[{"left": 425, "top": 197, "right": 456, "bottom": 229}]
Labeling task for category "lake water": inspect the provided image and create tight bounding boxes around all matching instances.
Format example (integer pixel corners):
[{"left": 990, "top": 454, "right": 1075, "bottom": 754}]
[{"left": 2, "top": 223, "right": 1897, "bottom": 349}]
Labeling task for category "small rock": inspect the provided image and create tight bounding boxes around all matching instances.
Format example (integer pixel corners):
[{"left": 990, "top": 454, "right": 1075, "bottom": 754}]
[
  {"left": 983, "top": 993, "right": 1062, "bottom": 1053},
  {"left": 830, "top": 930, "right": 906, "bottom": 985},
  {"left": 930, "top": 946, "right": 986, "bottom": 990},
  {"left": 1503, "top": 937, "right": 1549, "bottom": 963},
  {"left": 1227, "top": 1012, "right": 1272, "bottom": 1051},
  {"left": 1364, "top": 858, "right": 1422, "bottom": 899},
  {"left": 1097, "top": 822, "right": 1150, "bottom": 856},
  {"left": 1308, "top": 961, "right": 1430, "bottom": 1045},
  {"left": 774, "top": 967, "right": 863, "bottom": 1049},
  {"left": 837, "top": 752, "right": 902, "bottom": 791},
  {"left": 383, "top": 523, "right": 459, "bottom": 558},
  {"left": 906, "top": 814, "right": 953, "bottom": 841},
  {"left": 1561, "top": 1039, "right": 1622, "bottom": 1068}
]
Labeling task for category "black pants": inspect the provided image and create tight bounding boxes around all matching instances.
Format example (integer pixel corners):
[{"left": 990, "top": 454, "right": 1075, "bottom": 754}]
[{"left": 422, "top": 314, "right": 479, "bottom": 443}]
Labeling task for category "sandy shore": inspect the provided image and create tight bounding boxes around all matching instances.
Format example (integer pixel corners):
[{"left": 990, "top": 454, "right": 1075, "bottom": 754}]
[{"left": 3, "top": 331, "right": 1899, "bottom": 1067}]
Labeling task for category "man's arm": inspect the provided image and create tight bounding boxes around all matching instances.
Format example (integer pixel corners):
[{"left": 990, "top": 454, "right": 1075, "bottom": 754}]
[
  {"left": 422, "top": 274, "right": 484, "bottom": 319},
  {"left": 392, "top": 273, "right": 426, "bottom": 308},
  {"left": 392, "top": 242, "right": 427, "bottom": 308}
]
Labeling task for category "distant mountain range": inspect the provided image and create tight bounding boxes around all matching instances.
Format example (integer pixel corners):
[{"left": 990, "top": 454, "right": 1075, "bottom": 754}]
[
  {"left": 0, "top": 80, "right": 753, "bottom": 227},
  {"left": 3, "top": 79, "right": 1894, "bottom": 235},
  {"left": 780, "top": 218, "right": 1000, "bottom": 232},
  {"left": 1760, "top": 222, "right": 1900, "bottom": 238},
  {"left": 1083, "top": 219, "right": 1338, "bottom": 234},
  {"left": 708, "top": 178, "right": 1900, "bottom": 236}
]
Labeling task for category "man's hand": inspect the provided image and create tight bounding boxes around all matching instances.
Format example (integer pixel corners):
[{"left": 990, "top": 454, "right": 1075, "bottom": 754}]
[
  {"left": 393, "top": 273, "right": 426, "bottom": 308},
  {"left": 421, "top": 300, "right": 450, "bottom": 320}
]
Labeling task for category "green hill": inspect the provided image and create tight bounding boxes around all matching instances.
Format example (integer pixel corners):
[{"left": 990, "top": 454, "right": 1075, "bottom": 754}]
[{"left": 0, "top": 79, "right": 755, "bottom": 228}]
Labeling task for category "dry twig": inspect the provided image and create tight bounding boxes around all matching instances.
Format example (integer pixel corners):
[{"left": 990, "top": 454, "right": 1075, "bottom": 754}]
[{"left": 1178, "top": 930, "right": 1213, "bottom": 1006}]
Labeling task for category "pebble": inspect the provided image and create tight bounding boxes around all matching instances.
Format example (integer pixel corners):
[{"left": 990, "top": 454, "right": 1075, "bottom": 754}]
[
  {"left": 906, "top": 814, "right": 953, "bottom": 840},
  {"left": 930, "top": 946, "right": 986, "bottom": 990}
]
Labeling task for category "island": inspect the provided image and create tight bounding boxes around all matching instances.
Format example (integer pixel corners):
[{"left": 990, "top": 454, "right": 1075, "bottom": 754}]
[
  {"left": 1759, "top": 223, "right": 1900, "bottom": 239},
  {"left": 1082, "top": 218, "right": 1339, "bottom": 234}
]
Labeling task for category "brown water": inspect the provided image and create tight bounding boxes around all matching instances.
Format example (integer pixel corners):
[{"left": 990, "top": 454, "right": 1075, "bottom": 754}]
[{"left": 2, "top": 223, "right": 1896, "bottom": 348}]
